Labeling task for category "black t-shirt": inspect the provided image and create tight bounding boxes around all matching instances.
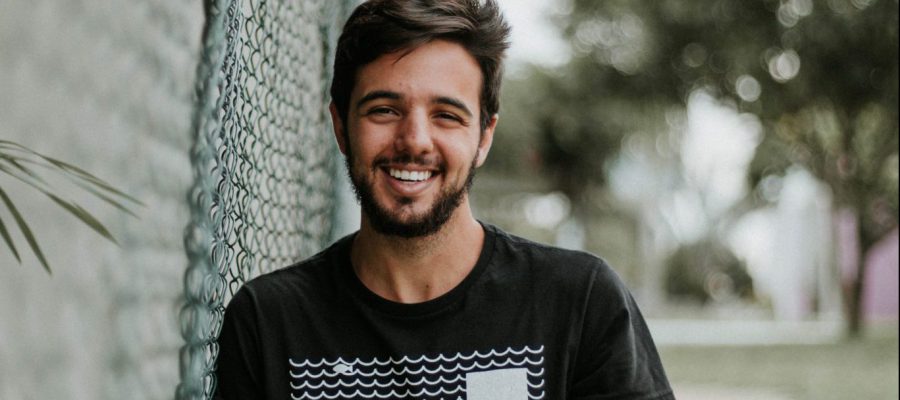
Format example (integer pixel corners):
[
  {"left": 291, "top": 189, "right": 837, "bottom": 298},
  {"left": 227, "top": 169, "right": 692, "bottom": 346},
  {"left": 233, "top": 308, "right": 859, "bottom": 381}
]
[{"left": 215, "top": 224, "right": 673, "bottom": 399}]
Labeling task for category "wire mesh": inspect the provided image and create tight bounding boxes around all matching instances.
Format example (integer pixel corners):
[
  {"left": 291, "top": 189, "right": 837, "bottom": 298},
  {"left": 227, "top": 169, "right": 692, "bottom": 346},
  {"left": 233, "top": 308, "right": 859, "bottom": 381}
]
[{"left": 177, "top": 0, "right": 355, "bottom": 398}]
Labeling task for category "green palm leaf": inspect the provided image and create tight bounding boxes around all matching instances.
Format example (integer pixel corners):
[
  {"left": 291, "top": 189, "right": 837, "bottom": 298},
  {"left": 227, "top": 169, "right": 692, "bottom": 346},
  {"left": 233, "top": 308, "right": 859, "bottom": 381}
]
[
  {"left": 0, "top": 140, "right": 143, "bottom": 206},
  {"left": 0, "top": 213, "right": 21, "bottom": 263},
  {"left": 0, "top": 140, "right": 139, "bottom": 273},
  {"left": 0, "top": 186, "right": 51, "bottom": 273},
  {"left": 45, "top": 192, "right": 118, "bottom": 244}
]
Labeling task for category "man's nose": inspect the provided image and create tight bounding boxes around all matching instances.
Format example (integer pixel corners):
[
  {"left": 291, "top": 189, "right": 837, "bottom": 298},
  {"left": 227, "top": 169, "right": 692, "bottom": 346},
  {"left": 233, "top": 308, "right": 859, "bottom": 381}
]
[{"left": 395, "top": 110, "right": 434, "bottom": 155}]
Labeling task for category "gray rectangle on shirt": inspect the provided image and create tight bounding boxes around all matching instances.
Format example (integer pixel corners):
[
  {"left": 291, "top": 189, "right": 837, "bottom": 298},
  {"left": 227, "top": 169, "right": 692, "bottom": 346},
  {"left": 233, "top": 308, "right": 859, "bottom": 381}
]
[{"left": 466, "top": 368, "right": 529, "bottom": 400}]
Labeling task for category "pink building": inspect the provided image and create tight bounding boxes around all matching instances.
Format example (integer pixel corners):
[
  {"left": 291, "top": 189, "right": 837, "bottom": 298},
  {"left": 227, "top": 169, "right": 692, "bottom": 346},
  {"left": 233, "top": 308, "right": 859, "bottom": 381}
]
[
  {"left": 838, "top": 212, "right": 899, "bottom": 322},
  {"left": 862, "top": 228, "right": 899, "bottom": 321}
]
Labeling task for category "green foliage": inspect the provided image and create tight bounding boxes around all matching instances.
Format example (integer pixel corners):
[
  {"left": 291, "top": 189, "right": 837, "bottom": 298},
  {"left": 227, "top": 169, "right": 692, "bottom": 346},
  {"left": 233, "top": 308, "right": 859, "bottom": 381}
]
[
  {"left": 0, "top": 140, "right": 141, "bottom": 273},
  {"left": 500, "top": 0, "right": 897, "bottom": 217},
  {"left": 497, "top": 0, "right": 896, "bottom": 333},
  {"left": 664, "top": 238, "right": 754, "bottom": 304}
]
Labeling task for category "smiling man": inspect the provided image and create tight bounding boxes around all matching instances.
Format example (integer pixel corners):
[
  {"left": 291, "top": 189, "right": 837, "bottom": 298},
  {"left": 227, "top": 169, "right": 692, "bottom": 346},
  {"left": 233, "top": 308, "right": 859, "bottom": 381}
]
[
  {"left": 338, "top": 39, "right": 490, "bottom": 246},
  {"left": 214, "top": 1, "right": 673, "bottom": 399}
]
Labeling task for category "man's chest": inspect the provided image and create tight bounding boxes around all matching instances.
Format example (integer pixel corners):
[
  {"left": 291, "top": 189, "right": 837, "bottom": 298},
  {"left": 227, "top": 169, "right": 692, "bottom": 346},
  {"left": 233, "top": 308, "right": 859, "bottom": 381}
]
[
  {"left": 260, "top": 298, "right": 572, "bottom": 400},
  {"left": 287, "top": 345, "right": 547, "bottom": 400}
]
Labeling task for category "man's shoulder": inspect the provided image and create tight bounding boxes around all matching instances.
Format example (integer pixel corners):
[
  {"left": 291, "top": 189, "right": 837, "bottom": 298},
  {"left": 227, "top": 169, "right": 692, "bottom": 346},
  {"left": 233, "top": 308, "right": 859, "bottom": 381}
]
[
  {"left": 485, "top": 223, "right": 636, "bottom": 313},
  {"left": 235, "top": 235, "right": 351, "bottom": 302},
  {"left": 489, "top": 224, "right": 610, "bottom": 269},
  {"left": 486, "top": 223, "right": 620, "bottom": 283}
]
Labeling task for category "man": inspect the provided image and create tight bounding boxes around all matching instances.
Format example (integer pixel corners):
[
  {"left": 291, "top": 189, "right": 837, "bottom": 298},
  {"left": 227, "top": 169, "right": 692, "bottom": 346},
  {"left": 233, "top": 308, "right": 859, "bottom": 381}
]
[{"left": 215, "top": 0, "right": 673, "bottom": 399}]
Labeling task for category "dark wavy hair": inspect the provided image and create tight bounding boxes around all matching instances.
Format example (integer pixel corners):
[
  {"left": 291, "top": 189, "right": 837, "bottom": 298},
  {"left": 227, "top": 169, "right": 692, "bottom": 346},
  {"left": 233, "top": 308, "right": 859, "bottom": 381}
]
[{"left": 330, "top": 0, "right": 511, "bottom": 132}]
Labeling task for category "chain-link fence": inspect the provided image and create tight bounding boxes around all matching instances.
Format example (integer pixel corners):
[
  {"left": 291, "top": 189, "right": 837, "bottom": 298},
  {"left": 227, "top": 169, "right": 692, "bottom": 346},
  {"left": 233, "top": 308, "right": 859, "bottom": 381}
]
[{"left": 177, "top": 0, "right": 356, "bottom": 398}]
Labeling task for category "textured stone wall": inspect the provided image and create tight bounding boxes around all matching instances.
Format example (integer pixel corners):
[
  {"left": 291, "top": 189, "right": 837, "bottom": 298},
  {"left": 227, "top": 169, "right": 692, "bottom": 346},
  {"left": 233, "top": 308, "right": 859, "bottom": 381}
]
[{"left": 0, "top": 1, "right": 203, "bottom": 398}]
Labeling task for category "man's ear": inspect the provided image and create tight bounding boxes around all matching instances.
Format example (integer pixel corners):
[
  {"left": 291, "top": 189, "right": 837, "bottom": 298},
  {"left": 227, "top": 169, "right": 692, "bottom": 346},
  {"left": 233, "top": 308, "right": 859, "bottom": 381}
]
[
  {"left": 329, "top": 102, "right": 348, "bottom": 155},
  {"left": 475, "top": 114, "right": 498, "bottom": 168}
]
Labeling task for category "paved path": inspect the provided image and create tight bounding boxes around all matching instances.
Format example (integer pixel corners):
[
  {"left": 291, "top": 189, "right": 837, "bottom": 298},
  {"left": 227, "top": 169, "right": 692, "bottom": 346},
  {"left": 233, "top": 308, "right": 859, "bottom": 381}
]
[{"left": 673, "top": 383, "right": 796, "bottom": 400}]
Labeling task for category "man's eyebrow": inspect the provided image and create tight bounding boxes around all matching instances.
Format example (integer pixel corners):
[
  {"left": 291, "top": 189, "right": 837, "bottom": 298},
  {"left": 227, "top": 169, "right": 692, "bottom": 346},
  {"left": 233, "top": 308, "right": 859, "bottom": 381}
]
[
  {"left": 356, "top": 90, "right": 401, "bottom": 109},
  {"left": 434, "top": 96, "right": 473, "bottom": 118}
]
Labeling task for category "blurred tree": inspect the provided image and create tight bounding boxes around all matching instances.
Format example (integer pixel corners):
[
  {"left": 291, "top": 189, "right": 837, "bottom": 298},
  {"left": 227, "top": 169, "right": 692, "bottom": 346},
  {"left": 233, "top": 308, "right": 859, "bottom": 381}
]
[
  {"left": 665, "top": 238, "right": 754, "bottom": 304},
  {"left": 495, "top": 0, "right": 897, "bottom": 336}
]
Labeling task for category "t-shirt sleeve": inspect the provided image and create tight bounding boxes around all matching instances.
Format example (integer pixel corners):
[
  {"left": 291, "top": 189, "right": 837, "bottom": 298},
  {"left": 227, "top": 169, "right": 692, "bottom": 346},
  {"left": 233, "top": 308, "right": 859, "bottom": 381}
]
[
  {"left": 214, "top": 286, "right": 266, "bottom": 399},
  {"left": 570, "top": 263, "right": 674, "bottom": 400}
]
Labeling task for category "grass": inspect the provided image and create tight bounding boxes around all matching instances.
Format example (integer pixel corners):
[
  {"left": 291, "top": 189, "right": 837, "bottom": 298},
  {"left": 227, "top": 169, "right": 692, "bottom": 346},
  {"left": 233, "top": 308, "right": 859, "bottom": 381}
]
[{"left": 659, "top": 327, "right": 899, "bottom": 400}]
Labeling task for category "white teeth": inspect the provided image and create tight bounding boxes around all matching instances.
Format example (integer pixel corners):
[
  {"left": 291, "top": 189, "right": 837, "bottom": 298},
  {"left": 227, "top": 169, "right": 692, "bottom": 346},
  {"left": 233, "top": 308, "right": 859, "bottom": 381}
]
[{"left": 389, "top": 169, "right": 432, "bottom": 182}]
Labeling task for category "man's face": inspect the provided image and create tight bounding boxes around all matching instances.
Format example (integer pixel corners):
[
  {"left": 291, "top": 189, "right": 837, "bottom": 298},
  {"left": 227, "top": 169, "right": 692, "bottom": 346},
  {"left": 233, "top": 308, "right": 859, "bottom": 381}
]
[{"left": 331, "top": 40, "right": 496, "bottom": 237}]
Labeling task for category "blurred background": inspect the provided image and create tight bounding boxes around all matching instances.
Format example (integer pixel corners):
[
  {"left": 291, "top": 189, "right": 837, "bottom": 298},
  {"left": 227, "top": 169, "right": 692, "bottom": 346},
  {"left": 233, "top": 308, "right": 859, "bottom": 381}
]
[{"left": 1, "top": 0, "right": 897, "bottom": 399}]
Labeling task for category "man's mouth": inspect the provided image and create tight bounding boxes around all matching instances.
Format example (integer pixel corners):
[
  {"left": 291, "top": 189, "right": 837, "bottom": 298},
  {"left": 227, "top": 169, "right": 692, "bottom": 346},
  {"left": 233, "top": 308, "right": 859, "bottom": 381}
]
[{"left": 388, "top": 168, "right": 433, "bottom": 182}]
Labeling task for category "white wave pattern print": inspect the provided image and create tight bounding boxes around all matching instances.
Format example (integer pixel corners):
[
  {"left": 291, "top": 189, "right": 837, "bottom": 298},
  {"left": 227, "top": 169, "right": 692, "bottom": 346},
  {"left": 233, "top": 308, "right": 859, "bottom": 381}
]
[{"left": 288, "top": 345, "right": 546, "bottom": 400}]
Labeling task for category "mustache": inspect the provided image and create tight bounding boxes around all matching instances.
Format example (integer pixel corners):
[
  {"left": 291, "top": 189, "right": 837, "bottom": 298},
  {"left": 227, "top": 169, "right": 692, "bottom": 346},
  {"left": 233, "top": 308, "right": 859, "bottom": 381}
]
[{"left": 373, "top": 154, "right": 443, "bottom": 169}]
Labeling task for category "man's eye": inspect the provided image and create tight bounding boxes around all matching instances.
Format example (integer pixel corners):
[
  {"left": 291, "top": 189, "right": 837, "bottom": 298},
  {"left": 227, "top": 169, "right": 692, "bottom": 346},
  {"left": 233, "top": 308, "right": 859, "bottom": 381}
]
[
  {"left": 368, "top": 107, "right": 396, "bottom": 115},
  {"left": 436, "top": 112, "right": 462, "bottom": 122}
]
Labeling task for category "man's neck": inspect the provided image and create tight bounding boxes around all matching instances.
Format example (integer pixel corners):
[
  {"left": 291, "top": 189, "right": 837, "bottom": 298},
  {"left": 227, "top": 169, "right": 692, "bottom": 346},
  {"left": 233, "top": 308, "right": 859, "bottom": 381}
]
[{"left": 350, "top": 205, "right": 485, "bottom": 304}]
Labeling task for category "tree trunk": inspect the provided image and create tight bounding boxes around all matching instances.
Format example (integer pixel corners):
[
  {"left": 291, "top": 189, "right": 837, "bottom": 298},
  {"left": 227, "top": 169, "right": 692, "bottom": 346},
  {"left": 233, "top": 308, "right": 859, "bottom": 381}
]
[
  {"left": 845, "top": 206, "right": 878, "bottom": 339},
  {"left": 847, "top": 248, "right": 866, "bottom": 338}
]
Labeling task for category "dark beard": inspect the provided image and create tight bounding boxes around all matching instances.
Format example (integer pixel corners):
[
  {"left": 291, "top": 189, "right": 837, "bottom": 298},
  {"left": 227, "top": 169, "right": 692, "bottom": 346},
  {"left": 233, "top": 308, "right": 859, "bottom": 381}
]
[{"left": 345, "top": 151, "right": 477, "bottom": 238}]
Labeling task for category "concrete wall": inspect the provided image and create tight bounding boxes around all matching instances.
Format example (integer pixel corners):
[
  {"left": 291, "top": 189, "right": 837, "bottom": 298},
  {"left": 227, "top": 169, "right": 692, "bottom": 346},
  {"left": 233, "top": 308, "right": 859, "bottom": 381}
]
[{"left": 0, "top": 1, "right": 203, "bottom": 398}]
